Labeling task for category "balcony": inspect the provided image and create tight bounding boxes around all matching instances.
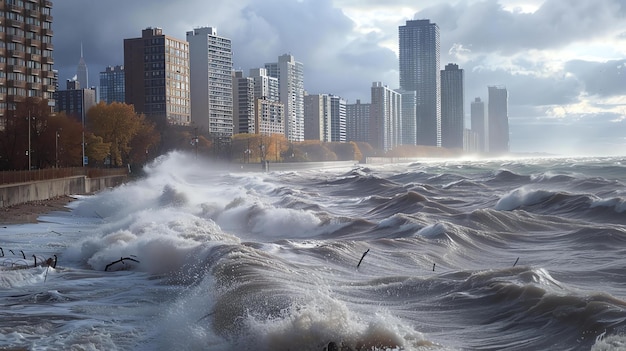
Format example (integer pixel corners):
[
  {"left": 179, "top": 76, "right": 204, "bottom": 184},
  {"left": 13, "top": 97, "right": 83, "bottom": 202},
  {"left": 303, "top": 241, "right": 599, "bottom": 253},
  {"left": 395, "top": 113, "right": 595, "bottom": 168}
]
[
  {"left": 7, "top": 49, "right": 25, "bottom": 58},
  {"left": 26, "top": 82, "right": 42, "bottom": 90},
  {"left": 7, "top": 80, "right": 27, "bottom": 89},
  {"left": 26, "top": 67, "right": 41, "bottom": 76},
  {"left": 25, "top": 38, "right": 41, "bottom": 47},
  {"left": 25, "top": 53, "right": 41, "bottom": 62},
  {"left": 6, "top": 4, "right": 23, "bottom": 13},
  {"left": 42, "top": 28, "right": 53, "bottom": 36},
  {"left": 24, "top": 24, "right": 39, "bottom": 32},
  {"left": 5, "top": 19, "right": 22, "bottom": 28},
  {"left": 41, "top": 55, "right": 53, "bottom": 64},
  {"left": 43, "top": 84, "right": 55, "bottom": 92},
  {"left": 5, "top": 34, "right": 23, "bottom": 43},
  {"left": 41, "top": 14, "right": 52, "bottom": 22},
  {"left": 42, "top": 42, "right": 53, "bottom": 50},
  {"left": 41, "top": 70, "right": 54, "bottom": 78}
]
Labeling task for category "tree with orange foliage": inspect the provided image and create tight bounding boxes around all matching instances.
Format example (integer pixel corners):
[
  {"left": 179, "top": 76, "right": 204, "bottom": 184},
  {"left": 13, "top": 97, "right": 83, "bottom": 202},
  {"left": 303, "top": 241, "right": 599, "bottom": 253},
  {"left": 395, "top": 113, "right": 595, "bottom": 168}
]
[{"left": 86, "top": 102, "right": 160, "bottom": 167}]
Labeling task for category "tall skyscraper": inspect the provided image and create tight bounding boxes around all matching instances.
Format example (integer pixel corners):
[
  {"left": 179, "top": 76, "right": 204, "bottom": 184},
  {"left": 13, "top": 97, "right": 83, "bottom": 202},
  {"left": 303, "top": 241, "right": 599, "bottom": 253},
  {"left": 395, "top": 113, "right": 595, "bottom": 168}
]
[
  {"left": 330, "top": 95, "right": 346, "bottom": 142},
  {"left": 304, "top": 94, "right": 331, "bottom": 141},
  {"left": 0, "top": 0, "right": 55, "bottom": 128},
  {"left": 265, "top": 54, "right": 305, "bottom": 142},
  {"left": 124, "top": 27, "right": 190, "bottom": 127},
  {"left": 346, "top": 100, "right": 371, "bottom": 143},
  {"left": 233, "top": 70, "right": 255, "bottom": 134},
  {"left": 399, "top": 19, "right": 441, "bottom": 147},
  {"left": 470, "top": 97, "right": 485, "bottom": 152},
  {"left": 77, "top": 44, "right": 88, "bottom": 89},
  {"left": 187, "top": 27, "right": 233, "bottom": 136},
  {"left": 99, "top": 65, "right": 125, "bottom": 104},
  {"left": 487, "top": 86, "right": 509, "bottom": 154},
  {"left": 440, "top": 63, "right": 464, "bottom": 149},
  {"left": 371, "top": 82, "right": 401, "bottom": 151}
]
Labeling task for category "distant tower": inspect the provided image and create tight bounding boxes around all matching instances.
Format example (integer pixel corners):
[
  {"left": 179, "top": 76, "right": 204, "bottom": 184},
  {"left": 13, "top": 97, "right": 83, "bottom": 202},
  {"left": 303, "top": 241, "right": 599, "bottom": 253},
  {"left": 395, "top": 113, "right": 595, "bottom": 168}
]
[
  {"left": 470, "top": 97, "right": 485, "bottom": 152},
  {"left": 77, "top": 43, "right": 88, "bottom": 89},
  {"left": 399, "top": 19, "right": 441, "bottom": 147},
  {"left": 487, "top": 86, "right": 509, "bottom": 154},
  {"left": 371, "top": 82, "right": 401, "bottom": 151},
  {"left": 440, "top": 63, "right": 464, "bottom": 149},
  {"left": 346, "top": 100, "right": 371, "bottom": 143},
  {"left": 265, "top": 54, "right": 305, "bottom": 142}
]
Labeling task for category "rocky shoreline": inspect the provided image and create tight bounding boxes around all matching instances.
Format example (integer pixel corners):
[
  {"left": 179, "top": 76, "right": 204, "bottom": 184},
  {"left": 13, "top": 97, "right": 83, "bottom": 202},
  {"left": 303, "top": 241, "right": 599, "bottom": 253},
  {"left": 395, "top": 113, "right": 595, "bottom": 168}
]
[{"left": 0, "top": 195, "right": 74, "bottom": 225}]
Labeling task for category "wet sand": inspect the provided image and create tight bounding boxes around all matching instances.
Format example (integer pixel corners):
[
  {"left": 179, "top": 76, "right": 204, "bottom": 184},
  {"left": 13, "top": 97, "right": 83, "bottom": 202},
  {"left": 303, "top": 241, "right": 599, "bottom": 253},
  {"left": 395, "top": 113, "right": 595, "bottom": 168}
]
[{"left": 0, "top": 196, "right": 74, "bottom": 225}]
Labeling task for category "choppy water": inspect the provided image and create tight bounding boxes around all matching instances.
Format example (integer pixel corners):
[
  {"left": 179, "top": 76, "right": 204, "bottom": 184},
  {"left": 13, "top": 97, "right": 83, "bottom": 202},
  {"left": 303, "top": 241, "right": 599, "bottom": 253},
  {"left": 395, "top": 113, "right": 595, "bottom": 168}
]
[{"left": 1, "top": 152, "right": 626, "bottom": 350}]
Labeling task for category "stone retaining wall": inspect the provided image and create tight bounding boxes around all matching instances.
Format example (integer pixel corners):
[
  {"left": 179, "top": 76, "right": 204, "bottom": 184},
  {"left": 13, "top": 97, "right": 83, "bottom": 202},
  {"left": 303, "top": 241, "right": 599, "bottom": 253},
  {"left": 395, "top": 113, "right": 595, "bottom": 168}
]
[{"left": 0, "top": 175, "right": 127, "bottom": 208}]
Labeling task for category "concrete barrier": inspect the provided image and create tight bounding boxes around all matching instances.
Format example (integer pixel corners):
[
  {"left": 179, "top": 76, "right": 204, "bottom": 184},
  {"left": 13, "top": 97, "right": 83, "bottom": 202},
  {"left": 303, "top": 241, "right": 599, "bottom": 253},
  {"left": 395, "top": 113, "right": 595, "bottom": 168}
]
[{"left": 0, "top": 175, "right": 127, "bottom": 208}]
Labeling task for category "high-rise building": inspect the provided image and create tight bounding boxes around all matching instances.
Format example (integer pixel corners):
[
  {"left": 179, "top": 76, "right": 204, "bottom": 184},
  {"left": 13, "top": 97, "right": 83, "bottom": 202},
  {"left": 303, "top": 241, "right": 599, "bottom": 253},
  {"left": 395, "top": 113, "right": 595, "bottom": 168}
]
[
  {"left": 265, "top": 54, "right": 304, "bottom": 142},
  {"left": 346, "top": 99, "right": 371, "bottom": 143},
  {"left": 250, "top": 68, "right": 279, "bottom": 103},
  {"left": 54, "top": 79, "right": 96, "bottom": 125},
  {"left": 187, "top": 27, "right": 233, "bottom": 136},
  {"left": 440, "top": 63, "right": 464, "bottom": 149},
  {"left": 233, "top": 70, "right": 255, "bottom": 134},
  {"left": 470, "top": 97, "right": 485, "bottom": 152},
  {"left": 330, "top": 95, "right": 346, "bottom": 142},
  {"left": 399, "top": 19, "right": 441, "bottom": 147},
  {"left": 371, "top": 82, "right": 401, "bottom": 151},
  {"left": 124, "top": 27, "right": 190, "bottom": 127},
  {"left": 99, "top": 65, "right": 125, "bottom": 104},
  {"left": 76, "top": 44, "right": 88, "bottom": 89},
  {"left": 487, "top": 86, "right": 509, "bottom": 154},
  {"left": 233, "top": 69, "right": 285, "bottom": 136},
  {"left": 396, "top": 89, "right": 416, "bottom": 145},
  {"left": 304, "top": 94, "right": 331, "bottom": 141},
  {"left": 0, "top": 0, "right": 55, "bottom": 128}
]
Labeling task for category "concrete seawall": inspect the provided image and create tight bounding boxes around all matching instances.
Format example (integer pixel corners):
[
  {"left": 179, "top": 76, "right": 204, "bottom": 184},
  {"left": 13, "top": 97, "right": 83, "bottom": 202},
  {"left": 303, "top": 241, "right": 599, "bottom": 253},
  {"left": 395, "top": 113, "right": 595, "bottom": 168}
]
[{"left": 0, "top": 175, "right": 127, "bottom": 208}]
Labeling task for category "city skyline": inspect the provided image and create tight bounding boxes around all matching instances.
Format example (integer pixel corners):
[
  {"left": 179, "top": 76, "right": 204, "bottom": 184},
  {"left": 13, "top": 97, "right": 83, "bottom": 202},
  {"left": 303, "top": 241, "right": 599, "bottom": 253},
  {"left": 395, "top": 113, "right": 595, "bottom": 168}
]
[{"left": 51, "top": 0, "right": 626, "bottom": 155}]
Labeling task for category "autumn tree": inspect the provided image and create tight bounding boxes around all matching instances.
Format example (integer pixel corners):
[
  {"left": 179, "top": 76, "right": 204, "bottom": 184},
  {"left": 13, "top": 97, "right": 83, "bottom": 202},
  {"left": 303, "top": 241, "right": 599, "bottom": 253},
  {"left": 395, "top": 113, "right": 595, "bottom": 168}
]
[
  {"left": 86, "top": 102, "right": 160, "bottom": 167},
  {"left": 0, "top": 98, "right": 85, "bottom": 169}
]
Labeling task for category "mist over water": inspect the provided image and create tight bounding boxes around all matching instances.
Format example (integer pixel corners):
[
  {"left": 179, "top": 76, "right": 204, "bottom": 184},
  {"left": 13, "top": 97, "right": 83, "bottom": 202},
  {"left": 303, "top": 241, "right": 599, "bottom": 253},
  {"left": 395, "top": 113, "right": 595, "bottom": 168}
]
[{"left": 2, "top": 151, "right": 626, "bottom": 350}]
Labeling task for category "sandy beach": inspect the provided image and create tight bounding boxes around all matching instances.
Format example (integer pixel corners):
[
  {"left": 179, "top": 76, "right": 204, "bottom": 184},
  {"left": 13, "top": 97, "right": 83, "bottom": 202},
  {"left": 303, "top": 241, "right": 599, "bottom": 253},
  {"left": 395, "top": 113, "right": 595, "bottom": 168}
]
[{"left": 0, "top": 196, "right": 74, "bottom": 225}]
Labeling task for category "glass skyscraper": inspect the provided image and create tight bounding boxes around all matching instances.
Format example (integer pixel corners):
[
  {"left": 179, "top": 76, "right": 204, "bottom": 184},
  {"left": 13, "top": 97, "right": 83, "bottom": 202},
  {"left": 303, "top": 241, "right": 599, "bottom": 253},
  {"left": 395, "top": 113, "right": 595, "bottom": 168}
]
[
  {"left": 99, "top": 65, "right": 125, "bottom": 104},
  {"left": 399, "top": 19, "right": 441, "bottom": 147}
]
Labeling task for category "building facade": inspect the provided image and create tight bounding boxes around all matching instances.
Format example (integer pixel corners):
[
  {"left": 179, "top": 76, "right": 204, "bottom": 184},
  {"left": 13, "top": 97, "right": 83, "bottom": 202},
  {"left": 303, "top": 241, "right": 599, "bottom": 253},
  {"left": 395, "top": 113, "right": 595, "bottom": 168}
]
[
  {"left": 186, "top": 27, "right": 233, "bottom": 136},
  {"left": 124, "top": 27, "right": 190, "bottom": 127},
  {"left": 371, "top": 82, "right": 401, "bottom": 151},
  {"left": 330, "top": 95, "right": 346, "bottom": 142},
  {"left": 99, "top": 65, "right": 125, "bottom": 104},
  {"left": 346, "top": 99, "right": 371, "bottom": 143},
  {"left": 399, "top": 19, "right": 441, "bottom": 147},
  {"left": 54, "top": 79, "right": 96, "bottom": 124},
  {"left": 396, "top": 89, "right": 416, "bottom": 145},
  {"left": 250, "top": 68, "right": 279, "bottom": 103},
  {"left": 440, "top": 63, "right": 464, "bottom": 149},
  {"left": 487, "top": 86, "right": 509, "bottom": 154},
  {"left": 0, "top": 0, "right": 55, "bottom": 128},
  {"left": 470, "top": 97, "right": 485, "bottom": 152},
  {"left": 233, "top": 70, "right": 255, "bottom": 134},
  {"left": 265, "top": 54, "right": 304, "bottom": 142},
  {"left": 255, "top": 98, "right": 284, "bottom": 136},
  {"left": 304, "top": 94, "right": 330, "bottom": 141}
]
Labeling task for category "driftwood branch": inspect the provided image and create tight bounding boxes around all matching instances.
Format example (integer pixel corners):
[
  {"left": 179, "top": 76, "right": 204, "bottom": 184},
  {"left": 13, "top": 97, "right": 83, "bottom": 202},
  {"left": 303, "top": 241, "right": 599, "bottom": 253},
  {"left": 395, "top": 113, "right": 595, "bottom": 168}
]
[
  {"left": 356, "top": 249, "right": 369, "bottom": 269},
  {"left": 105, "top": 257, "right": 140, "bottom": 271}
]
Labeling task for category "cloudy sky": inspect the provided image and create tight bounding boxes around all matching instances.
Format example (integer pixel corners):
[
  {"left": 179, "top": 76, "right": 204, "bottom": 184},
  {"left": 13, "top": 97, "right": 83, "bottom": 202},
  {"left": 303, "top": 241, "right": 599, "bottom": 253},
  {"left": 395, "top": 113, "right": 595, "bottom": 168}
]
[{"left": 51, "top": 0, "right": 626, "bottom": 156}]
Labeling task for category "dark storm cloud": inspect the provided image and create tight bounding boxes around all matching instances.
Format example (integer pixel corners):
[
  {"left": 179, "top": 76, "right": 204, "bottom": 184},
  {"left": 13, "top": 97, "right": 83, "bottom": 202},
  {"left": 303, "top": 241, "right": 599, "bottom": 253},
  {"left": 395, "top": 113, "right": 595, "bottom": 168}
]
[
  {"left": 51, "top": 0, "right": 396, "bottom": 101},
  {"left": 416, "top": 0, "right": 625, "bottom": 57}
]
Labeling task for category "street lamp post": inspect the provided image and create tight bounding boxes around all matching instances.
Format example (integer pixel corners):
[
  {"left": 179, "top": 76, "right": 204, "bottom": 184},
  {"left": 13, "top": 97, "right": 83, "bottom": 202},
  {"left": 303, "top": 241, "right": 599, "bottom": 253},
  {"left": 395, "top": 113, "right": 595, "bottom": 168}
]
[
  {"left": 55, "top": 129, "right": 60, "bottom": 168},
  {"left": 27, "top": 111, "right": 31, "bottom": 170}
]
